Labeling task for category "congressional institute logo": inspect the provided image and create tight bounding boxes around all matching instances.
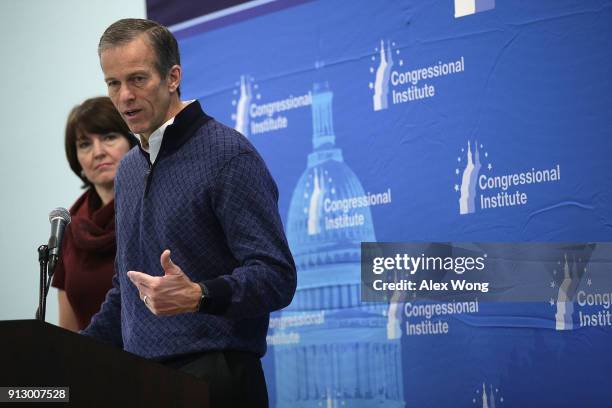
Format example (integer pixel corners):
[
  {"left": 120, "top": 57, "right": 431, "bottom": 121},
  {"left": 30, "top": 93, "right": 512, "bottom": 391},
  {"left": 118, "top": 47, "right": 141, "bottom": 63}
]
[
  {"left": 454, "top": 140, "right": 562, "bottom": 216},
  {"left": 368, "top": 39, "right": 466, "bottom": 112}
]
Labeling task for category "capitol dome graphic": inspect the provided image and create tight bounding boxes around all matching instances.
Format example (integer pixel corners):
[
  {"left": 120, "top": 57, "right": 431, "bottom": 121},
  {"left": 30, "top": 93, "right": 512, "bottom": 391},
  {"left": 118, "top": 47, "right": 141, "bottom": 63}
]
[{"left": 271, "top": 81, "right": 404, "bottom": 407}]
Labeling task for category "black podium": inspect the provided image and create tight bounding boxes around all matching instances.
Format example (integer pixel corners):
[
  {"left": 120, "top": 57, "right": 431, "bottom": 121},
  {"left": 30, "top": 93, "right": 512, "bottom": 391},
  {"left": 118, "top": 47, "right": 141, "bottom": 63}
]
[{"left": 0, "top": 320, "right": 208, "bottom": 407}]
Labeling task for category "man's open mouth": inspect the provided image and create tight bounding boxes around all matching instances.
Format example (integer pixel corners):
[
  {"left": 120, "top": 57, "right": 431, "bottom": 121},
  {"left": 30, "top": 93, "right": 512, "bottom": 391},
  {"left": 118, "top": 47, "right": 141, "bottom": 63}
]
[{"left": 124, "top": 109, "right": 141, "bottom": 118}]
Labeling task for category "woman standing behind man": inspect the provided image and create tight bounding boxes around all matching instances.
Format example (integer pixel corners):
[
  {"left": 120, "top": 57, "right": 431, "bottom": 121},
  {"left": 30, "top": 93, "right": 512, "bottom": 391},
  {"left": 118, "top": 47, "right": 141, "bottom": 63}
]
[{"left": 52, "top": 97, "right": 137, "bottom": 331}]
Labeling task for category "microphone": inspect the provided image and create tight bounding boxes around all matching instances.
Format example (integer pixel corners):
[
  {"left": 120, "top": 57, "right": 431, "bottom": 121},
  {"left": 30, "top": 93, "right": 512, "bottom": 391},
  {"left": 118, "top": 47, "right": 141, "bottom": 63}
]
[{"left": 48, "top": 207, "right": 71, "bottom": 274}]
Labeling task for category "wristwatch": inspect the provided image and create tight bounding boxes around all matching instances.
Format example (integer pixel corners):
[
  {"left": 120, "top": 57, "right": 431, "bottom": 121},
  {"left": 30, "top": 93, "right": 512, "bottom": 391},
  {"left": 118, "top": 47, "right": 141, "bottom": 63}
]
[{"left": 196, "top": 282, "right": 209, "bottom": 312}]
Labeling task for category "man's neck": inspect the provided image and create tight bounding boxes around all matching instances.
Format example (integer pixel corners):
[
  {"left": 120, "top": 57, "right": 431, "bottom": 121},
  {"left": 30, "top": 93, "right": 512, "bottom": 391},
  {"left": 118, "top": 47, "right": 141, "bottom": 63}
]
[
  {"left": 166, "top": 98, "right": 188, "bottom": 126},
  {"left": 140, "top": 99, "right": 187, "bottom": 146}
]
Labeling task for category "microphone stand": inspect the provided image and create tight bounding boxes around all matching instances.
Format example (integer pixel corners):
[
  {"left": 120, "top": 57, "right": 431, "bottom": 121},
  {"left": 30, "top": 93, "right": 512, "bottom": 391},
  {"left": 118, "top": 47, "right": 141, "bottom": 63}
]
[
  {"left": 36, "top": 207, "right": 70, "bottom": 322},
  {"left": 36, "top": 245, "right": 50, "bottom": 321}
]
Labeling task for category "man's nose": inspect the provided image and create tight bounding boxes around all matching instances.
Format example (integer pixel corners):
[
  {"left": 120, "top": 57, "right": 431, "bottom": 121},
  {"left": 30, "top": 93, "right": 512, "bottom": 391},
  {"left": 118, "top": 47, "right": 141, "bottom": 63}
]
[{"left": 118, "top": 84, "right": 135, "bottom": 104}]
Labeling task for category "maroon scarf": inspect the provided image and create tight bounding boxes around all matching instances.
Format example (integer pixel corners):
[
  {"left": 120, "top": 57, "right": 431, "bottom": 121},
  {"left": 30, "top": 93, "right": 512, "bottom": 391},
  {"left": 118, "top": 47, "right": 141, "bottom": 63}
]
[{"left": 69, "top": 189, "right": 115, "bottom": 254}]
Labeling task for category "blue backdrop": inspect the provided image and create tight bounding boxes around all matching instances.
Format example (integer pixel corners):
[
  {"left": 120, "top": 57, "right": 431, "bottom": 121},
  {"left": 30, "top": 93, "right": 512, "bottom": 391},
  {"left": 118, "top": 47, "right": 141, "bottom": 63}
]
[{"left": 156, "top": 1, "right": 612, "bottom": 406}]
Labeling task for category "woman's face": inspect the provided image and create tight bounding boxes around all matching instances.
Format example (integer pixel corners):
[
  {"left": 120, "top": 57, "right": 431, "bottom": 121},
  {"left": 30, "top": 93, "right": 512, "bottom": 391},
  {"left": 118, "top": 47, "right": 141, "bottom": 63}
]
[{"left": 76, "top": 132, "right": 131, "bottom": 189}]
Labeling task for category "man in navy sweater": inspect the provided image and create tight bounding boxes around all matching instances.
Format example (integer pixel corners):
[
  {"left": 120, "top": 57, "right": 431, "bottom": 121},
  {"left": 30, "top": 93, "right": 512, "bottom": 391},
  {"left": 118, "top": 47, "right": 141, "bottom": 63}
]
[{"left": 82, "top": 18, "right": 296, "bottom": 406}]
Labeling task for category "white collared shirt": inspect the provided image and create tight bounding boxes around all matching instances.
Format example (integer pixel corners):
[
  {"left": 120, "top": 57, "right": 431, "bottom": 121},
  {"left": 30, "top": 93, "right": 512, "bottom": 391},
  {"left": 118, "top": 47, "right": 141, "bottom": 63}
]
[{"left": 136, "top": 100, "right": 195, "bottom": 164}]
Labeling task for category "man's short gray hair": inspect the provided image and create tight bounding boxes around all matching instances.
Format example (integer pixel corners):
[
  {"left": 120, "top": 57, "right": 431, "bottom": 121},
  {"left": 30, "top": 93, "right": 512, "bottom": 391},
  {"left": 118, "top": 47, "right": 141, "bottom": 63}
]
[{"left": 99, "top": 18, "right": 181, "bottom": 94}]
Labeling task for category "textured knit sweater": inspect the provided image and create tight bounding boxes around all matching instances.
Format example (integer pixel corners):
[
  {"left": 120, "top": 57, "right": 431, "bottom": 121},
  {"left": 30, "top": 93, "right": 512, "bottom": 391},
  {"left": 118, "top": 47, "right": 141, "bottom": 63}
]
[{"left": 82, "top": 101, "right": 296, "bottom": 359}]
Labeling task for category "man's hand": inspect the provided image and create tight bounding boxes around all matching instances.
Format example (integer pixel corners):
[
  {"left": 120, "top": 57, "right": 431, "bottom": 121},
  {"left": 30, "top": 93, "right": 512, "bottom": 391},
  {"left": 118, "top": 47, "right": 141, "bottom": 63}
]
[{"left": 127, "top": 250, "right": 202, "bottom": 316}]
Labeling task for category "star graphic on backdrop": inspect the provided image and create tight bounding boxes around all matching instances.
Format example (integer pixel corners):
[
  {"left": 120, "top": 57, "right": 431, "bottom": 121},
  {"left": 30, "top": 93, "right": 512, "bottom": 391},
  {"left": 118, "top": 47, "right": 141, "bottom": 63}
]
[
  {"left": 500, "top": 397, "right": 504, "bottom": 402},
  {"left": 485, "top": 152, "right": 488, "bottom": 157},
  {"left": 550, "top": 281, "right": 556, "bottom": 288},
  {"left": 454, "top": 184, "right": 459, "bottom": 192},
  {"left": 456, "top": 168, "right": 460, "bottom": 175},
  {"left": 553, "top": 269, "right": 557, "bottom": 275},
  {"left": 473, "top": 398, "right": 476, "bottom": 403},
  {"left": 584, "top": 267, "right": 588, "bottom": 273},
  {"left": 550, "top": 298, "right": 555, "bottom": 306},
  {"left": 457, "top": 157, "right": 461, "bottom": 162},
  {"left": 587, "top": 278, "right": 592, "bottom": 286},
  {"left": 487, "top": 163, "right": 492, "bottom": 170}
]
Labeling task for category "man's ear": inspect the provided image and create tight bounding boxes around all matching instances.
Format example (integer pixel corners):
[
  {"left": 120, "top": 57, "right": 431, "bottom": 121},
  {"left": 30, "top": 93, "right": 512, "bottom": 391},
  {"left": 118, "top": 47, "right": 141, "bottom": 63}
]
[{"left": 167, "top": 64, "right": 182, "bottom": 93}]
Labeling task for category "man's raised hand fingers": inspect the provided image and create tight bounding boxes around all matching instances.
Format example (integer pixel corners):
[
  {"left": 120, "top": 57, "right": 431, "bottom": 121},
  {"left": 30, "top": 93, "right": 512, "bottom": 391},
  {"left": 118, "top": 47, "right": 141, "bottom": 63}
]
[
  {"left": 127, "top": 270, "right": 155, "bottom": 288},
  {"left": 160, "top": 249, "right": 180, "bottom": 275}
]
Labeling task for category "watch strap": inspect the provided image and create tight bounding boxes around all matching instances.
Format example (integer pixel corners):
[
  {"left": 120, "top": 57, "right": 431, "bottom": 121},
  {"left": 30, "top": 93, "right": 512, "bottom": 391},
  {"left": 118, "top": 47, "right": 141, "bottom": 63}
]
[{"left": 196, "top": 282, "right": 209, "bottom": 312}]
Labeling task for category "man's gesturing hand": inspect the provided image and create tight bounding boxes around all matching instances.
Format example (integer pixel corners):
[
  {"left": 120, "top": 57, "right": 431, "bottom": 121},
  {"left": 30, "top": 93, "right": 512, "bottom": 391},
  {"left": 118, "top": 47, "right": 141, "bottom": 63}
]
[{"left": 127, "top": 249, "right": 202, "bottom": 316}]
